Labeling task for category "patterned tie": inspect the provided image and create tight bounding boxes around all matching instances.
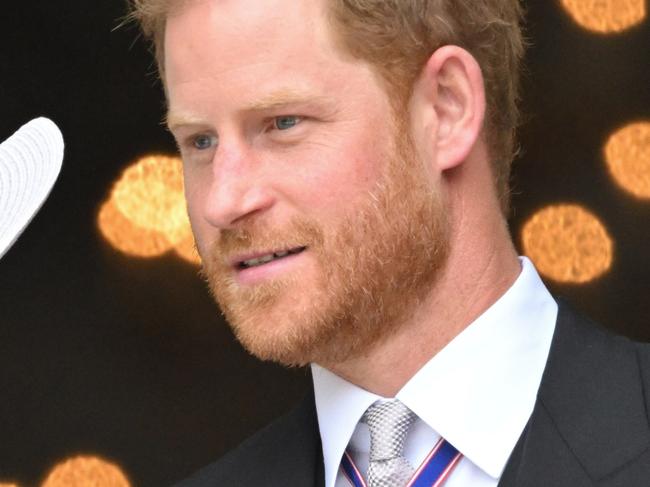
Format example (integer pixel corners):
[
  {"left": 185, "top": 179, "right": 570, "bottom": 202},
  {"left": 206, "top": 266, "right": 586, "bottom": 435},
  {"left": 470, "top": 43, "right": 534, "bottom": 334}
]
[{"left": 362, "top": 399, "right": 417, "bottom": 487}]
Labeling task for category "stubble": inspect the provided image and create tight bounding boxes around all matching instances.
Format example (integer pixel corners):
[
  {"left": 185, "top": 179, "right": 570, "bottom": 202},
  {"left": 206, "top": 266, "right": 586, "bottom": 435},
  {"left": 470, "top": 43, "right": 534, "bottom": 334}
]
[{"left": 201, "top": 124, "right": 449, "bottom": 367}]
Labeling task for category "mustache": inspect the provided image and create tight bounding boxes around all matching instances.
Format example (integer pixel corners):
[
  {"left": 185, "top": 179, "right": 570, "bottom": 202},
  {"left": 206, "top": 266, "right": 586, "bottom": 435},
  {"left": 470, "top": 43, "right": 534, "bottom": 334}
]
[{"left": 208, "top": 218, "right": 325, "bottom": 262}]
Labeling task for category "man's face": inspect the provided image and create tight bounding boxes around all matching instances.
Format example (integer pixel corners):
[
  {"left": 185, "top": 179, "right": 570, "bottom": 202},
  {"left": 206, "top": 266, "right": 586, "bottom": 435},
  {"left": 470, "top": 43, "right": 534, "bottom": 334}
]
[{"left": 165, "top": 0, "right": 449, "bottom": 366}]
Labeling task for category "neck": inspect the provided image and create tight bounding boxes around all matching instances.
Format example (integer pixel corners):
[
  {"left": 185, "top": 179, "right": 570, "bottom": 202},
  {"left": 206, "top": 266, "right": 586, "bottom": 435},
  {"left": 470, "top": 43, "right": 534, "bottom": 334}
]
[{"left": 320, "top": 175, "right": 521, "bottom": 396}]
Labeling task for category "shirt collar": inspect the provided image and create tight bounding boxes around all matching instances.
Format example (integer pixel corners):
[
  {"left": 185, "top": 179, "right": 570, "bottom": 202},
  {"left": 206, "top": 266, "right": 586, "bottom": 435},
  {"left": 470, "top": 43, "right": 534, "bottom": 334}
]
[
  {"left": 311, "top": 363, "right": 380, "bottom": 487},
  {"left": 397, "top": 257, "right": 557, "bottom": 477},
  {"left": 311, "top": 257, "right": 557, "bottom": 486}
]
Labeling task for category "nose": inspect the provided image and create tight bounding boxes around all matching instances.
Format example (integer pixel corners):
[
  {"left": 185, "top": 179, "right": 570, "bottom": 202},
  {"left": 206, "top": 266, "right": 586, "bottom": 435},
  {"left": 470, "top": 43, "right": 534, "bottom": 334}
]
[{"left": 202, "top": 143, "right": 275, "bottom": 229}]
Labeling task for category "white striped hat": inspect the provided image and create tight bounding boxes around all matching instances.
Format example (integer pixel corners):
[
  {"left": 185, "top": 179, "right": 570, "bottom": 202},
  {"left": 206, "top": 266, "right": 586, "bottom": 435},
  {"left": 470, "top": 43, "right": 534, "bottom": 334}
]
[{"left": 0, "top": 117, "right": 64, "bottom": 259}]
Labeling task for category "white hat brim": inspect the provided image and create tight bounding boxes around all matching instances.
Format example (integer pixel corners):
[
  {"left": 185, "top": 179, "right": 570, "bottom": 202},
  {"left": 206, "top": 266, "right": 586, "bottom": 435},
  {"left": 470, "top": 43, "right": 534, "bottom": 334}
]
[{"left": 0, "top": 117, "right": 64, "bottom": 259}]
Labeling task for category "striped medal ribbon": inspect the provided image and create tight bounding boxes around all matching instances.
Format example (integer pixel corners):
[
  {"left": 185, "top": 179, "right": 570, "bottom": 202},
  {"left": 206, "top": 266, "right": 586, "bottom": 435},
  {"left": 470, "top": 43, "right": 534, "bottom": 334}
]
[{"left": 341, "top": 438, "right": 462, "bottom": 487}]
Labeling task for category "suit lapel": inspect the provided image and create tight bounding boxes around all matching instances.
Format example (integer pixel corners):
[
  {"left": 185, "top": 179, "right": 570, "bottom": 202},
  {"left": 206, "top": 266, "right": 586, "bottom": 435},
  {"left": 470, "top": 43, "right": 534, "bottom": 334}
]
[
  {"left": 499, "top": 301, "right": 650, "bottom": 486},
  {"left": 270, "top": 386, "right": 325, "bottom": 487},
  {"left": 223, "top": 385, "right": 325, "bottom": 487},
  {"left": 173, "top": 384, "right": 324, "bottom": 487}
]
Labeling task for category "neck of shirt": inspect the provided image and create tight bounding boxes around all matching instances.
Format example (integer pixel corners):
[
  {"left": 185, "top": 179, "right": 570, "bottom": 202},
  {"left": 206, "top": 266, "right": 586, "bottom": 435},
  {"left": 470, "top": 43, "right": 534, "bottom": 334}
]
[{"left": 311, "top": 257, "right": 558, "bottom": 487}]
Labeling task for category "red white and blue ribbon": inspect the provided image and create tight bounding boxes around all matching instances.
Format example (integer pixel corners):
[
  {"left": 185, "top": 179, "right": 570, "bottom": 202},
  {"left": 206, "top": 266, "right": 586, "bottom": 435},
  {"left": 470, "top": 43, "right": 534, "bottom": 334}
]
[{"left": 341, "top": 438, "right": 462, "bottom": 487}]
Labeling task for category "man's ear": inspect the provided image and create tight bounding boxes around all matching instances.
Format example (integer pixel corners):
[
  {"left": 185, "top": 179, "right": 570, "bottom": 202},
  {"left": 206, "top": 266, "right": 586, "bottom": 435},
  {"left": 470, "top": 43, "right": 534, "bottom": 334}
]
[{"left": 411, "top": 46, "right": 486, "bottom": 172}]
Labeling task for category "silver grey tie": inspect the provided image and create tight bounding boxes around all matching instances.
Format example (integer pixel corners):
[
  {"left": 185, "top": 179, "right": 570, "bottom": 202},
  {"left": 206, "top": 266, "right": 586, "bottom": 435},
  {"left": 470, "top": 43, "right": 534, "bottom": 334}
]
[{"left": 363, "top": 399, "right": 417, "bottom": 487}]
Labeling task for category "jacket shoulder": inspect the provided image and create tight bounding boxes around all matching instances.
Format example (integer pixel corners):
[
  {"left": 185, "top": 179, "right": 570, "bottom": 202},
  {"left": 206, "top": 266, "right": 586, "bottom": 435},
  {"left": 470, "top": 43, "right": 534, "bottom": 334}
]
[
  {"left": 633, "top": 337, "right": 650, "bottom": 409},
  {"left": 524, "top": 301, "right": 650, "bottom": 483},
  {"left": 501, "top": 300, "right": 650, "bottom": 486},
  {"left": 173, "top": 391, "right": 322, "bottom": 487}
]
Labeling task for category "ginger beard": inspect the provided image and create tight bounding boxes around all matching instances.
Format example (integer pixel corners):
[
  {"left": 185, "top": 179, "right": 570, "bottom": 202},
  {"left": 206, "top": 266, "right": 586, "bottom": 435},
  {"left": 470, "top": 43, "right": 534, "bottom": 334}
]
[{"left": 201, "top": 123, "right": 450, "bottom": 367}]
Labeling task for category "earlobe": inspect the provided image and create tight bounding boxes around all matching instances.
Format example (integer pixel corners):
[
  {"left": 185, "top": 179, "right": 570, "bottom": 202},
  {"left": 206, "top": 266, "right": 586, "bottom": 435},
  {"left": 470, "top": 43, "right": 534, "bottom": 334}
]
[{"left": 417, "top": 46, "right": 486, "bottom": 172}]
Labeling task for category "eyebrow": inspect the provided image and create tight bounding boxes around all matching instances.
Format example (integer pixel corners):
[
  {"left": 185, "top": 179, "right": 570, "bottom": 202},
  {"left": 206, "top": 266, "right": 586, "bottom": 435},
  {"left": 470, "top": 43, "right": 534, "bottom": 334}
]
[
  {"left": 166, "top": 89, "right": 330, "bottom": 131},
  {"left": 165, "top": 112, "right": 208, "bottom": 132},
  {"left": 243, "top": 89, "right": 329, "bottom": 111}
]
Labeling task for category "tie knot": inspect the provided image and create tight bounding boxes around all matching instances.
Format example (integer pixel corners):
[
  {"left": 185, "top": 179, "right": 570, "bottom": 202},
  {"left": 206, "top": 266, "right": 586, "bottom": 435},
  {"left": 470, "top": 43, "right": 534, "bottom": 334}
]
[{"left": 362, "top": 399, "right": 416, "bottom": 462}]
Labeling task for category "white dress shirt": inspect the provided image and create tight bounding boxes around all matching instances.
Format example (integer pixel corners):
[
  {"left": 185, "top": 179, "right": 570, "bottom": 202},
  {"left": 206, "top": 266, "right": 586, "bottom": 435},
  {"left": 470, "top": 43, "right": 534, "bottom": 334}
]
[{"left": 311, "top": 257, "right": 558, "bottom": 487}]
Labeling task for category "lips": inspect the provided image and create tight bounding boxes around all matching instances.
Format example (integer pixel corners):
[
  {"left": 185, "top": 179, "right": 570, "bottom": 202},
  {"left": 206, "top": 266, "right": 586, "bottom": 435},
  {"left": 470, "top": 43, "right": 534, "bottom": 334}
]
[{"left": 235, "top": 247, "right": 307, "bottom": 269}]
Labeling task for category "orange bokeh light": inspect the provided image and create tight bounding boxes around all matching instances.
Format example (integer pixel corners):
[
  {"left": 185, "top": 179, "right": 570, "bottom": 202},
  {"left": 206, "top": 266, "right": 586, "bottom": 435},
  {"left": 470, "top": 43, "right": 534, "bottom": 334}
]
[
  {"left": 559, "top": 0, "right": 646, "bottom": 33},
  {"left": 41, "top": 456, "right": 131, "bottom": 487},
  {"left": 605, "top": 121, "right": 650, "bottom": 199},
  {"left": 0, "top": 483, "right": 19, "bottom": 487},
  {"left": 111, "top": 155, "right": 189, "bottom": 243},
  {"left": 521, "top": 204, "right": 614, "bottom": 284},
  {"left": 99, "top": 198, "right": 174, "bottom": 257},
  {"left": 98, "top": 154, "right": 199, "bottom": 265}
]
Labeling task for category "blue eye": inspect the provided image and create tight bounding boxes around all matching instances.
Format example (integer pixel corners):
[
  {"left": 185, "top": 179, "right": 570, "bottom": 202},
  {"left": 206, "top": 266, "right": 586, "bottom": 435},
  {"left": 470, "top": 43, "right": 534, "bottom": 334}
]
[
  {"left": 274, "top": 116, "right": 301, "bottom": 130},
  {"left": 193, "top": 134, "right": 214, "bottom": 150}
]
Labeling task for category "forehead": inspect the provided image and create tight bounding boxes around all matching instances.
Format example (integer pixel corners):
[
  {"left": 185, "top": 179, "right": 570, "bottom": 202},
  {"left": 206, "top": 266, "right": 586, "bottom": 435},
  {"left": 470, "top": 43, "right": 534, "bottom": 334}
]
[
  {"left": 163, "top": 0, "right": 339, "bottom": 95},
  {"left": 162, "top": 0, "right": 394, "bottom": 131}
]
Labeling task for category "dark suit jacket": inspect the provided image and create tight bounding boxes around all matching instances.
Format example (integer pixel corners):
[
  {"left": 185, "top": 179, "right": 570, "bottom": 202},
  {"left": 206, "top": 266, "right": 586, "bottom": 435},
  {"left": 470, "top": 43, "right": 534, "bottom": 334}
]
[{"left": 175, "top": 301, "right": 650, "bottom": 486}]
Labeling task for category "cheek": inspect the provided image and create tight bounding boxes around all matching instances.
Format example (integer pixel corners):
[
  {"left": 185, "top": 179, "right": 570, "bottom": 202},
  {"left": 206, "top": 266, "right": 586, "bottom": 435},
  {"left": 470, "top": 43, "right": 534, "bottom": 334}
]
[
  {"left": 282, "top": 141, "right": 386, "bottom": 214},
  {"left": 183, "top": 174, "right": 201, "bottom": 217},
  {"left": 183, "top": 178, "right": 212, "bottom": 246}
]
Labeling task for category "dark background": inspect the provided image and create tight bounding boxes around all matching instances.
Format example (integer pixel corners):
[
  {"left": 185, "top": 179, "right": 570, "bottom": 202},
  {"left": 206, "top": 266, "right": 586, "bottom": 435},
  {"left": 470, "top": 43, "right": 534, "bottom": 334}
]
[{"left": 0, "top": 1, "right": 648, "bottom": 486}]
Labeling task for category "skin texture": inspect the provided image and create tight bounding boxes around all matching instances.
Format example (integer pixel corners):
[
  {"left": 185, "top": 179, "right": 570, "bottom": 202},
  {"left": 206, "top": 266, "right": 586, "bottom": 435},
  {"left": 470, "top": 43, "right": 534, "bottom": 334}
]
[{"left": 165, "top": 0, "right": 521, "bottom": 396}]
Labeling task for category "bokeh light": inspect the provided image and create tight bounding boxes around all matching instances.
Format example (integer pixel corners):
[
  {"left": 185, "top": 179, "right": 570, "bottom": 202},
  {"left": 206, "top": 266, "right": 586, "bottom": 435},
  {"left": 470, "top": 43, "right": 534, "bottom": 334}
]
[
  {"left": 605, "top": 121, "right": 650, "bottom": 199},
  {"left": 0, "top": 483, "right": 19, "bottom": 487},
  {"left": 558, "top": 0, "right": 646, "bottom": 33},
  {"left": 99, "top": 198, "right": 174, "bottom": 257},
  {"left": 111, "top": 155, "right": 189, "bottom": 243},
  {"left": 98, "top": 154, "right": 199, "bottom": 264},
  {"left": 41, "top": 456, "right": 131, "bottom": 487},
  {"left": 521, "top": 204, "right": 614, "bottom": 284}
]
